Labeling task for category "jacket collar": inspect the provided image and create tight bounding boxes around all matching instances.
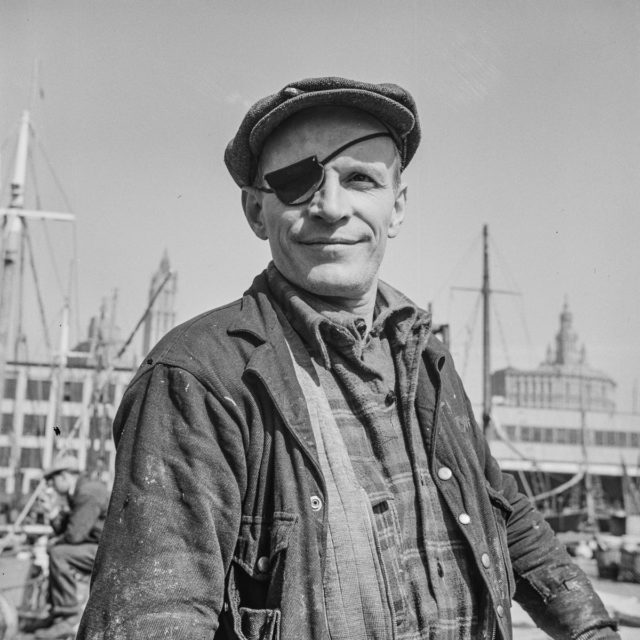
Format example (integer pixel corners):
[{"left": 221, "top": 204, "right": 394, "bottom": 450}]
[
  {"left": 227, "top": 270, "right": 280, "bottom": 343},
  {"left": 228, "top": 268, "right": 447, "bottom": 372}
]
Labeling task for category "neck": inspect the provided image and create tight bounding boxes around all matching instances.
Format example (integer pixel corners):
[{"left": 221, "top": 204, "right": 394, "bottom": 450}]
[{"left": 313, "top": 280, "right": 378, "bottom": 330}]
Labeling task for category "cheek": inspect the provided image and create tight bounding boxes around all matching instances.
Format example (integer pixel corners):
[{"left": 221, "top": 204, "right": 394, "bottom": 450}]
[{"left": 262, "top": 210, "right": 298, "bottom": 240}]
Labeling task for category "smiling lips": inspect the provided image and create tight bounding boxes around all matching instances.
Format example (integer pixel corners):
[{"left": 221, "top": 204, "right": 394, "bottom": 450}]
[{"left": 298, "top": 237, "right": 362, "bottom": 245}]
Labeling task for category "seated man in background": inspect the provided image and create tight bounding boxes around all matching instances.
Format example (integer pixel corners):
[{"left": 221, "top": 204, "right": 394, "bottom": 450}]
[{"left": 36, "top": 453, "right": 109, "bottom": 639}]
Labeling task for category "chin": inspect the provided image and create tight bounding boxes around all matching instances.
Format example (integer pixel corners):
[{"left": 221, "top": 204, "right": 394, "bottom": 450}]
[{"left": 298, "top": 265, "right": 372, "bottom": 299}]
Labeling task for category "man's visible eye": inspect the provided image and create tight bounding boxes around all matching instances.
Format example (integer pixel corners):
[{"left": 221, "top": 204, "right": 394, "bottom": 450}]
[{"left": 347, "top": 172, "right": 377, "bottom": 186}]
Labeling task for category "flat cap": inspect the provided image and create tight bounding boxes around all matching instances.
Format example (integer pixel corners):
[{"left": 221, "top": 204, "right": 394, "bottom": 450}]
[
  {"left": 224, "top": 76, "right": 421, "bottom": 188},
  {"left": 43, "top": 453, "right": 80, "bottom": 479}
]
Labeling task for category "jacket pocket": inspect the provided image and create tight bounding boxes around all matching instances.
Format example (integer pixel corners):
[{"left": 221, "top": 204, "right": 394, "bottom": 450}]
[
  {"left": 226, "top": 511, "right": 297, "bottom": 640},
  {"left": 485, "top": 483, "right": 516, "bottom": 602},
  {"left": 237, "top": 608, "right": 280, "bottom": 640}
]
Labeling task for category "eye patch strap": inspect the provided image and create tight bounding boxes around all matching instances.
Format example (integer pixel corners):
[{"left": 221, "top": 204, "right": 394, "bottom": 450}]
[{"left": 318, "top": 132, "right": 394, "bottom": 166}]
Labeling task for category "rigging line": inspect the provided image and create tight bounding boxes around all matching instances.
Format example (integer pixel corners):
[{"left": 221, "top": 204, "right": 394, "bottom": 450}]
[
  {"left": 0, "top": 122, "right": 21, "bottom": 168},
  {"left": 515, "top": 295, "right": 535, "bottom": 366},
  {"left": 28, "top": 149, "right": 66, "bottom": 297},
  {"left": 492, "top": 299, "right": 512, "bottom": 367},
  {"left": 488, "top": 233, "right": 535, "bottom": 365},
  {"left": 460, "top": 292, "right": 482, "bottom": 379},
  {"left": 488, "top": 234, "right": 520, "bottom": 293},
  {"left": 35, "top": 137, "right": 75, "bottom": 213},
  {"left": 34, "top": 129, "right": 81, "bottom": 340},
  {"left": 72, "top": 219, "right": 82, "bottom": 339},
  {"left": 0, "top": 131, "right": 16, "bottom": 154},
  {"left": 530, "top": 470, "right": 586, "bottom": 503},
  {"left": 446, "top": 287, "right": 454, "bottom": 336},
  {"left": 430, "top": 230, "right": 482, "bottom": 306},
  {"left": 23, "top": 223, "right": 52, "bottom": 352},
  {"left": 29, "top": 149, "right": 42, "bottom": 211},
  {"left": 116, "top": 269, "right": 175, "bottom": 360}
]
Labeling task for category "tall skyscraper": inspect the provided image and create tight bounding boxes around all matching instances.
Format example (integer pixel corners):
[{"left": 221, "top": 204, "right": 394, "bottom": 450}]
[{"left": 142, "top": 251, "right": 177, "bottom": 355}]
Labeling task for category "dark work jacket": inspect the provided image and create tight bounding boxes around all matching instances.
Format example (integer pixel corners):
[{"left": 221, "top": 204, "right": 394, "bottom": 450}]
[
  {"left": 78, "top": 273, "right": 617, "bottom": 640},
  {"left": 52, "top": 475, "right": 110, "bottom": 545}
]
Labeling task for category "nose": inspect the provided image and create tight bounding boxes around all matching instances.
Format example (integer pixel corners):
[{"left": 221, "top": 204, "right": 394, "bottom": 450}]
[{"left": 308, "top": 172, "right": 352, "bottom": 223}]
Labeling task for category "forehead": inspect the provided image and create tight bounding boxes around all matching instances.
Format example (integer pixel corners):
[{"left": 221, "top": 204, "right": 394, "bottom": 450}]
[{"left": 259, "top": 106, "right": 394, "bottom": 170}]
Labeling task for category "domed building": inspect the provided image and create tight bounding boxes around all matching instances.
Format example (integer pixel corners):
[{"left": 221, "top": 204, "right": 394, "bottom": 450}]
[{"left": 489, "top": 301, "right": 640, "bottom": 532}]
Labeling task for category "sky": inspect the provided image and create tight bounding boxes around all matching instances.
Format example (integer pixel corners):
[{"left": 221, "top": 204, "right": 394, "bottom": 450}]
[{"left": 1, "top": 0, "right": 639, "bottom": 411}]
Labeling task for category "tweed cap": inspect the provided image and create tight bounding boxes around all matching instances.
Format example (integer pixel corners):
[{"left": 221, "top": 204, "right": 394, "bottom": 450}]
[
  {"left": 43, "top": 453, "right": 80, "bottom": 479},
  {"left": 224, "top": 76, "right": 421, "bottom": 188}
]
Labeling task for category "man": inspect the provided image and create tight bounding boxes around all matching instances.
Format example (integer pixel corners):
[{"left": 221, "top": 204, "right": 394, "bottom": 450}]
[
  {"left": 78, "top": 77, "right": 619, "bottom": 639},
  {"left": 37, "top": 453, "right": 109, "bottom": 639}
]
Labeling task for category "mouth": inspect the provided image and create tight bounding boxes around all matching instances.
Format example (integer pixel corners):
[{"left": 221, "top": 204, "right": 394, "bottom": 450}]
[{"left": 298, "top": 238, "right": 362, "bottom": 246}]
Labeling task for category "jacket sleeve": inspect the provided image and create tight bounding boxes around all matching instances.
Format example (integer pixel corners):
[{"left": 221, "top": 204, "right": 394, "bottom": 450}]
[
  {"left": 49, "top": 510, "right": 69, "bottom": 536},
  {"left": 60, "top": 485, "right": 106, "bottom": 544},
  {"left": 77, "top": 364, "right": 248, "bottom": 640},
  {"left": 473, "top": 397, "right": 619, "bottom": 639}
]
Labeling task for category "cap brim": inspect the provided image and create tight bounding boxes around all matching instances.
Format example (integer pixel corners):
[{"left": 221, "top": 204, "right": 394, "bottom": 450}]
[{"left": 248, "top": 88, "right": 415, "bottom": 158}]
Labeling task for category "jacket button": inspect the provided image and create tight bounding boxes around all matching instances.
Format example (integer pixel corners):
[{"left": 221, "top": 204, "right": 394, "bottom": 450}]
[
  {"left": 437, "top": 467, "right": 452, "bottom": 481},
  {"left": 496, "top": 604, "right": 504, "bottom": 617},
  {"left": 458, "top": 513, "right": 471, "bottom": 525},
  {"left": 310, "top": 495, "right": 323, "bottom": 511},
  {"left": 384, "top": 390, "right": 396, "bottom": 406},
  {"left": 481, "top": 553, "right": 491, "bottom": 568},
  {"left": 256, "top": 556, "right": 270, "bottom": 573}
]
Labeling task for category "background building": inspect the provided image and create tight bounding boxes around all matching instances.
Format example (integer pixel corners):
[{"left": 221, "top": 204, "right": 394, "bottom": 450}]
[
  {"left": 488, "top": 301, "right": 640, "bottom": 530},
  {"left": 0, "top": 254, "right": 178, "bottom": 502}
]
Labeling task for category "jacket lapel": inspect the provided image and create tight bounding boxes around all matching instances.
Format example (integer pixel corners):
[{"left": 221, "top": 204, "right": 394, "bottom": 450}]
[{"left": 228, "top": 275, "right": 322, "bottom": 472}]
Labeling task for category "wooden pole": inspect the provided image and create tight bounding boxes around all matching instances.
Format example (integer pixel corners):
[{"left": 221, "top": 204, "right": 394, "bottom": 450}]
[
  {"left": 0, "top": 112, "right": 30, "bottom": 500},
  {"left": 482, "top": 224, "right": 492, "bottom": 434}
]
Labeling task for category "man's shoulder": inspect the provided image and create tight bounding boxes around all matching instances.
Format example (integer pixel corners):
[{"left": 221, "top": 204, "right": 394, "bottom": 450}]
[
  {"left": 158, "top": 297, "right": 246, "bottom": 351},
  {"left": 75, "top": 476, "right": 110, "bottom": 503},
  {"left": 133, "top": 272, "right": 279, "bottom": 381}
]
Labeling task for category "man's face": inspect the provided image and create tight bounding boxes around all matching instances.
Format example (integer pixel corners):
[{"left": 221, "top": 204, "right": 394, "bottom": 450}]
[
  {"left": 49, "top": 471, "right": 70, "bottom": 495},
  {"left": 244, "top": 107, "right": 406, "bottom": 302}
]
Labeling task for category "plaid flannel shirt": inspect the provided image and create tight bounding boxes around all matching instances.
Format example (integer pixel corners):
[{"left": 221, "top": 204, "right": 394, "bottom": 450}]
[{"left": 268, "top": 266, "right": 488, "bottom": 639}]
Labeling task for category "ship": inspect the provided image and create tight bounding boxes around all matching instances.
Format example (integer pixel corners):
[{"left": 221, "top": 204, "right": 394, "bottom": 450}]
[
  {"left": 448, "top": 226, "right": 640, "bottom": 535},
  {"left": 0, "top": 108, "right": 178, "bottom": 635}
]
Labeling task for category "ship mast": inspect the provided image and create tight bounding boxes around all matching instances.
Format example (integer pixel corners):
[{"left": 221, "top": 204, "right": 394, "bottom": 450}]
[
  {"left": 0, "top": 110, "right": 75, "bottom": 495},
  {"left": 453, "top": 225, "right": 517, "bottom": 433},
  {"left": 0, "top": 112, "right": 31, "bottom": 419},
  {"left": 482, "top": 224, "right": 491, "bottom": 434}
]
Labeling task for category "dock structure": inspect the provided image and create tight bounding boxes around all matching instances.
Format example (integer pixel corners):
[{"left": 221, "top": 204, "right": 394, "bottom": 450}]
[{"left": 487, "top": 301, "right": 640, "bottom": 531}]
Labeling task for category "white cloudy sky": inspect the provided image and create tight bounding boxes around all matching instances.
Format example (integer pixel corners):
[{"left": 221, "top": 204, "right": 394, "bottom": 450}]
[{"left": 1, "top": 1, "right": 639, "bottom": 410}]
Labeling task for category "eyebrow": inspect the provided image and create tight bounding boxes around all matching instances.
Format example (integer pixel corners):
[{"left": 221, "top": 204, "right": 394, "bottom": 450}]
[{"left": 326, "top": 157, "right": 389, "bottom": 182}]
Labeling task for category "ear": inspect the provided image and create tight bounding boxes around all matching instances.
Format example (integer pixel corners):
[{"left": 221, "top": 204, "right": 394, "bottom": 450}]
[
  {"left": 387, "top": 183, "right": 407, "bottom": 238},
  {"left": 242, "top": 188, "right": 268, "bottom": 240}
]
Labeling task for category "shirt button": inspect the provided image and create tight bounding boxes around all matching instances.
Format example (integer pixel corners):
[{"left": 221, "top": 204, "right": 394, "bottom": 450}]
[
  {"left": 496, "top": 604, "right": 505, "bottom": 618},
  {"left": 437, "top": 467, "right": 452, "bottom": 481},
  {"left": 481, "top": 553, "right": 491, "bottom": 568},
  {"left": 256, "top": 556, "right": 270, "bottom": 573},
  {"left": 310, "top": 495, "right": 323, "bottom": 511},
  {"left": 458, "top": 513, "right": 471, "bottom": 525}
]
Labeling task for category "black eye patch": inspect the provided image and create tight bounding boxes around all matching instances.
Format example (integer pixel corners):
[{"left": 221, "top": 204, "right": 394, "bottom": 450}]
[{"left": 263, "top": 156, "right": 324, "bottom": 206}]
